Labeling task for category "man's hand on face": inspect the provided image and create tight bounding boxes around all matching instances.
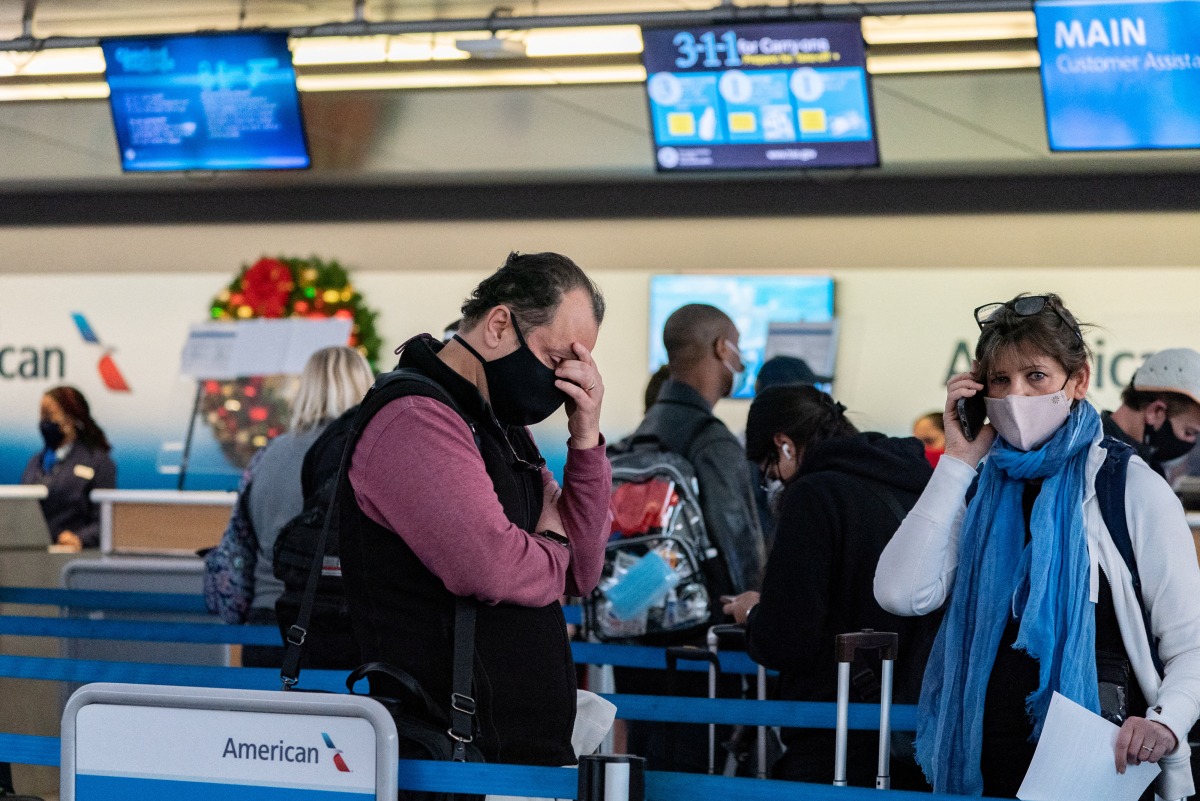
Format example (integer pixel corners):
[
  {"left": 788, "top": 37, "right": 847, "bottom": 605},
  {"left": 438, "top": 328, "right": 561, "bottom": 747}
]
[{"left": 555, "top": 342, "right": 603, "bottom": 450}]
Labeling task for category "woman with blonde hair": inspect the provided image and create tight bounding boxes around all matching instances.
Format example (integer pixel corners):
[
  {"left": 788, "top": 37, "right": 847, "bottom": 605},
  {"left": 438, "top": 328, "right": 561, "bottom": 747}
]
[{"left": 209, "top": 345, "right": 373, "bottom": 666}]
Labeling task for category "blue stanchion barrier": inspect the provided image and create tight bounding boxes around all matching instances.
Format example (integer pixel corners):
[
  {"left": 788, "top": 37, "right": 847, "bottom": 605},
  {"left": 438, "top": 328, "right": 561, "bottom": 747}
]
[
  {"left": 604, "top": 693, "right": 919, "bottom": 731},
  {"left": 0, "top": 734, "right": 1007, "bottom": 801},
  {"left": 572, "top": 640, "right": 762, "bottom": 674},
  {"left": 0, "top": 654, "right": 351, "bottom": 693},
  {"left": 0, "top": 653, "right": 917, "bottom": 731},
  {"left": 0, "top": 615, "right": 282, "bottom": 645},
  {"left": 0, "top": 585, "right": 585, "bottom": 623},
  {"left": 0, "top": 614, "right": 755, "bottom": 672},
  {"left": 0, "top": 587, "right": 209, "bottom": 614},
  {"left": 0, "top": 733, "right": 58, "bottom": 767}
]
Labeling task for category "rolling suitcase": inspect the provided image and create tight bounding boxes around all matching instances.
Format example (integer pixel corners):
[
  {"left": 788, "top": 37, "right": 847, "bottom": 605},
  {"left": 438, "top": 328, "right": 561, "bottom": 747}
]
[
  {"left": 834, "top": 629, "right": 899, "bottom": 790},
  {"left": 663, "top": 644, "right": 720, "bottom": 773},
  {"left": 662, "top": 624, "right": 774, "bottom": 777},
  {"left": 707, "top": 624, "right": 772, "bottom": 778}
]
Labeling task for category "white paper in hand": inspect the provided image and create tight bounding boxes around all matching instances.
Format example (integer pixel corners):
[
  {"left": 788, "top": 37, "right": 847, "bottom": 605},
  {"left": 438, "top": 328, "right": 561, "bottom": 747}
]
[{"left": 1017, "top": 692, "right": 1159, "bottom": 801}]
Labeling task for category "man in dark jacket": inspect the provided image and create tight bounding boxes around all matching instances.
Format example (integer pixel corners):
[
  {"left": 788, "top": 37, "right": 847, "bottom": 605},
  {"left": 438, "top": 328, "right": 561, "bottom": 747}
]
[
  {"left": 727, "top": 385, "right": 939, "bottom": 788},
  {"left": 338, "top": 252, "right": 613, "bottom": 767},
  {"left": 635, "top": 303, "right": 765, "bottom": 596},
  {"left": 616, "top": 303, "right": 766, "bottom": 773}
]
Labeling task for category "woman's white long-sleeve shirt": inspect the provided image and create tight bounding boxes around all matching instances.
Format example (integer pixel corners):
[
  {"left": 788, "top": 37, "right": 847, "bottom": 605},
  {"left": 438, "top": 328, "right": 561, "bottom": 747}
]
[{"left": 874, "top": 435, "right": 1200, "bottom": 800}]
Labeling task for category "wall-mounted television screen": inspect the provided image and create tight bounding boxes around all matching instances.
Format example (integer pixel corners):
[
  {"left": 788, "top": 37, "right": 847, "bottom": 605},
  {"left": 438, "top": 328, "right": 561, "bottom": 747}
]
[
  {"left": 101, "top": 32, "right": 310, "bottom": 171},
  {"left": 1035, "top": 0, "right": 1200, "bottom": 151},
  {"left": 648, "top": 274, "right": 836, "bottom": 399},
  {"left": 640, "top": 21, "right": 878, "bottom": 171}
]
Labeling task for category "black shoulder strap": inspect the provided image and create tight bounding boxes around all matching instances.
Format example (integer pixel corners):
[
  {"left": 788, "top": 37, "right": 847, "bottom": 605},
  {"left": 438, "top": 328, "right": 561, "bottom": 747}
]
[
  {"left": 280, "top": 368, "right": 482, "bottom": 697},
  {"left": 1095, "top": 437, "right": 1163, "bottom": 675}
]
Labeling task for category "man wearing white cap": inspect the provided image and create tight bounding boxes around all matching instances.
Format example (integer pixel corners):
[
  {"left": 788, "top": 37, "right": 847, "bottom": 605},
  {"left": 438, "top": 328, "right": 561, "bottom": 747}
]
[{"left": 1104, "top": 348, "right": 1200, "bottom": 477}]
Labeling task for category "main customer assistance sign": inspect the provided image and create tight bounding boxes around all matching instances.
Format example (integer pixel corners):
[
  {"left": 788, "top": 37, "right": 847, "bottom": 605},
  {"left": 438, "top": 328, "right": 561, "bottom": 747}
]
[{"left": 1036, "top": 0, "right": 1200, "bottom": 150}]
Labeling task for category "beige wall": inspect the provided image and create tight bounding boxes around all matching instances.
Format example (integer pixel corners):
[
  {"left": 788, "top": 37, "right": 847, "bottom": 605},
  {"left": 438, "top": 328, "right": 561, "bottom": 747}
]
[{"left": 6, "top": 209, "right": 1200, "bottom": 441}]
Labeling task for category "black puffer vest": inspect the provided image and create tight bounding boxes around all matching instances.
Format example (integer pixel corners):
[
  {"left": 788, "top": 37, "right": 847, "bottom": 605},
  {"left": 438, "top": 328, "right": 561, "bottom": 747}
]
[{"left": 337, "top": 335, "right": 578, "bottom": 766}]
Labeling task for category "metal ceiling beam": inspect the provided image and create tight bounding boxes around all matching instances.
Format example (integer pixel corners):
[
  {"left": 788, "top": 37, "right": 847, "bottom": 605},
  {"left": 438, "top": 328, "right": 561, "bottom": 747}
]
[{"left": 0, "top": 0, "right": 1034, "bottom": 51}]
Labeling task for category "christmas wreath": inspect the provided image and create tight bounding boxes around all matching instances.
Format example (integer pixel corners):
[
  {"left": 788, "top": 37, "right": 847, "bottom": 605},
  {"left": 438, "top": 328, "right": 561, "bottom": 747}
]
[{"left": 203, "top": 256, "right": 382, "bottom": 468}]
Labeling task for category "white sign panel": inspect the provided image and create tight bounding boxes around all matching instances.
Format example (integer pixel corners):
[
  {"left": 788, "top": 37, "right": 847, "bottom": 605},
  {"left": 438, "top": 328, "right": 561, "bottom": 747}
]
[
  {"left": 764, "top": 320, "right": 840, "bottom": 379},
  {"left": 180, "top": 318, "right": 353, "bottom": 380},
  {"left": 63, "top": 684, "right": 397, "bottom": 801}
]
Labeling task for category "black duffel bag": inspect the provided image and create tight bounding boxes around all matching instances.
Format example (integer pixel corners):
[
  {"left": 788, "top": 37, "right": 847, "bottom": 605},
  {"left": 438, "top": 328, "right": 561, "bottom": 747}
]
[{"left": 346, "top": 659, "right": 485, "bottom": 801}]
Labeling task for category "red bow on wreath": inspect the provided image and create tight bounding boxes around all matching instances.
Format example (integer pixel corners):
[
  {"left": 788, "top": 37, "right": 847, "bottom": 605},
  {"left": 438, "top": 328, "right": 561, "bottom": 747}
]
[{"left": 241, "top": 258, "right": 295, "bottom": 318}]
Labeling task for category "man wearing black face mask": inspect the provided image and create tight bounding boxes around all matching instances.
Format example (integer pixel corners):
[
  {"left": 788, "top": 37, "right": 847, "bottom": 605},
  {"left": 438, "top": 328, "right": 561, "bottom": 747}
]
[
  {"left": 1104, "top": 348, "right": 1200, "bottom": 478},
  {"left": 337, "top": 252, "right": 613, "bottom": 769}
]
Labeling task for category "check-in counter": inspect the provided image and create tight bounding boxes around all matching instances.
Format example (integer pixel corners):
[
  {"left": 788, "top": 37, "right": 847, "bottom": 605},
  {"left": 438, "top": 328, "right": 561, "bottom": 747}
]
[
  {"left": 0, "top": 484, "right": 104, "bottom": 795},
  {"left": 91, "top": 489, "right": 236, "bottom": 554},
  {"left": 0, "top": 484, "right": 50, "bottom": 550}
]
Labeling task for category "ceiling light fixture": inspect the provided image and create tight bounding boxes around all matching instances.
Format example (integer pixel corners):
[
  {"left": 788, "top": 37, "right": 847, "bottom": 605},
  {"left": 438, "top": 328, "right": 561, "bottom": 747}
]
[
  {"left": 296, "top": 64, "right": 647, "bottom": 92},
  {"left": 868, "top": 49, "right": 1041, "bottom": 74}
]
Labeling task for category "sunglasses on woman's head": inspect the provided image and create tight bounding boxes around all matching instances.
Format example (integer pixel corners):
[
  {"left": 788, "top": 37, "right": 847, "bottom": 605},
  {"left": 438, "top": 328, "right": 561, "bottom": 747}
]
[{"left": 973, "top": 295, "right": 1084, "bottom": 344}]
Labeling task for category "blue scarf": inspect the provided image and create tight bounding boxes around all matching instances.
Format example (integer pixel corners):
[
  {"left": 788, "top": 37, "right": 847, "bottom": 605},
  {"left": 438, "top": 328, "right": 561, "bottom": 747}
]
[{"left": 916, "top": 400, "right": 1102, "bottom": 796}]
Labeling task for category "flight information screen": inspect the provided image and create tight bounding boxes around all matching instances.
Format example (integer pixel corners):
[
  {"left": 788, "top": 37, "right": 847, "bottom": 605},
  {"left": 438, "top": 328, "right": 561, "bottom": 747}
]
[{"left": 102, "top": 33, "right": 310, "bottom": 171}]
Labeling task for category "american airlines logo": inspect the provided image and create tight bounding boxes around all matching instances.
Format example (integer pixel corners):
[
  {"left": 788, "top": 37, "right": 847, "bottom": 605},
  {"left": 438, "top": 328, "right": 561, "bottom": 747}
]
[
  {"left": 71, "top": 312, "right": 131, "bottom": 392},
  {"left": 322, "top": 732, "right": 352, "bottom": 772},
  {"left": 220, "top": 732, "right": 351, "bottom": 773}
]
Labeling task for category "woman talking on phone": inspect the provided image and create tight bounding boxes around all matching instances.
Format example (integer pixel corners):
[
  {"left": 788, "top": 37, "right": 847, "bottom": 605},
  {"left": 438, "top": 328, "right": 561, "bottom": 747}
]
[{"left": 875, "top": 294, "right": 1200, "bottom": 800}]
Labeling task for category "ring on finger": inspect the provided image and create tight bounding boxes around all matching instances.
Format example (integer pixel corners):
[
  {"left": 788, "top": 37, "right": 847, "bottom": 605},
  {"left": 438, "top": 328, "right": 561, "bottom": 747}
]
[
  {"left": 1141, "top": 745, "right": 1154, "bottom": 754},
  {"left": 585, "top": 381, "right": 596, "bottom": 392}
]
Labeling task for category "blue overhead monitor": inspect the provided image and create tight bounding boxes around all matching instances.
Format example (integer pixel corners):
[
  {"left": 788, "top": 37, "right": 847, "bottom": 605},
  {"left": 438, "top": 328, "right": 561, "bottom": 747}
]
[
  {"left": 649, "top": 274, "right": 836, "bottom": 399},
  {"left": 1035, "top": 0, "right": 1200, "bottom": 151},
  {"left": 640, "top": 21, "right": 878, "bottom": 171},
  {"left": 102, "top": 33, "right": 311, "bottom": 171}
]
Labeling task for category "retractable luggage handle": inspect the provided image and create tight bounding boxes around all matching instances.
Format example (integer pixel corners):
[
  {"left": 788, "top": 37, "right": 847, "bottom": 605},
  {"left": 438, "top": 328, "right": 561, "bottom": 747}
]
[
  {"left": 834, "top": 630, "right": 899, "bottom": 790},
  {"left": 665, "top": 646, "right": 721, "bottom": 774},
  {"left": 708, "top": 624, "right": 769, "bottom": 779}
]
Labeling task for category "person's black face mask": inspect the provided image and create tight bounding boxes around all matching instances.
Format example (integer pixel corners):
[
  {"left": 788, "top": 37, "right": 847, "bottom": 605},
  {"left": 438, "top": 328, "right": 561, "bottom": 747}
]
[
  {"left": 1143, "top": 417, "right": 1195, "bottom": 466},
  {"left": 456, "top": 317, "right": 569, "bottom": 427},
  {"left": 40, "top": 419, "right": 65, "bottom": 450}
]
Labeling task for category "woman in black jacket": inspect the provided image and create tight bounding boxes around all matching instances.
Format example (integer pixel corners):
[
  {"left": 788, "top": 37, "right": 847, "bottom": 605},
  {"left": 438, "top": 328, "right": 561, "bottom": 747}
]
[{"left": 722, "top": 385, "right": 938, "bottom": 788}]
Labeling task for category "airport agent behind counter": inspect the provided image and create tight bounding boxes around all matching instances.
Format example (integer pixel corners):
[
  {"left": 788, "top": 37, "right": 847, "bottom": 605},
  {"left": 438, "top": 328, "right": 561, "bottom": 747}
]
[
  {"left": 875, "top": 293, "right": 1200, "bottom": 800},
  {"left": 21, "top": 385, "right": 116, "bottom": 550}
]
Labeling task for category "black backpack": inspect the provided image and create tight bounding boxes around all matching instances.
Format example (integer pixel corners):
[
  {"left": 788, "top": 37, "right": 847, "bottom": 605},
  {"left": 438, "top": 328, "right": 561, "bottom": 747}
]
[{"left": 271, "top": 406, "right": 361, "bottom": 669}]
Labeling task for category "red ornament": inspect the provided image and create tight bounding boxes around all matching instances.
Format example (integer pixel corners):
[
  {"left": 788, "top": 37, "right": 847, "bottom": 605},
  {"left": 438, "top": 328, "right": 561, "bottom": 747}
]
[
  {"left": 241, "top": 258, "right": 294, "bottom": 318},
  {"left": 243, "top": 385, "right": 258, "bottom": 398},
  {"left": 248, "top": 406, "right": 269, "bottom": 422},
  {"left": 334, "top": 309, "right": 353, "bottom": 319}
]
